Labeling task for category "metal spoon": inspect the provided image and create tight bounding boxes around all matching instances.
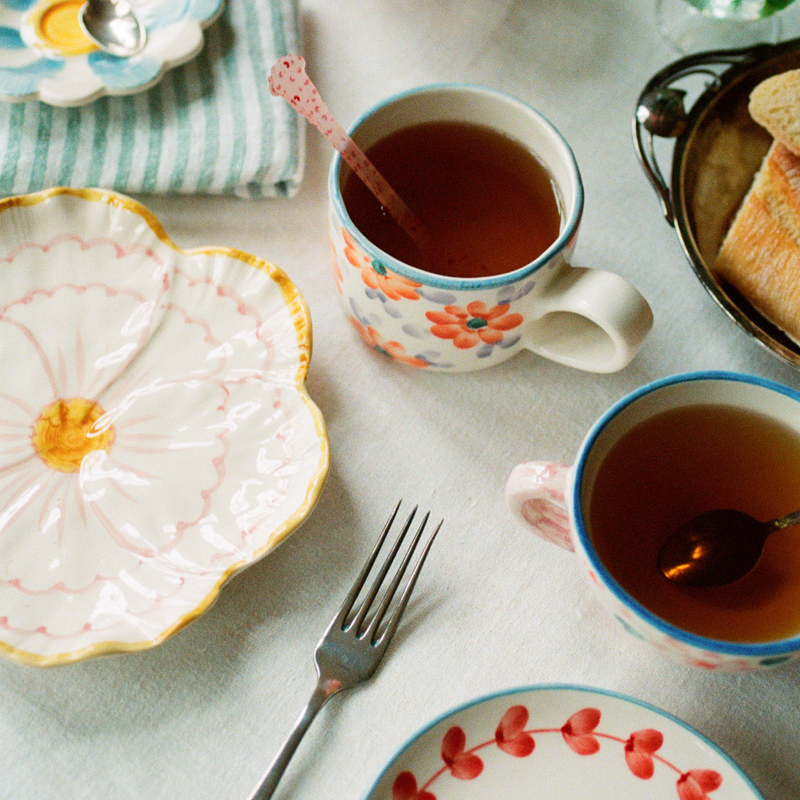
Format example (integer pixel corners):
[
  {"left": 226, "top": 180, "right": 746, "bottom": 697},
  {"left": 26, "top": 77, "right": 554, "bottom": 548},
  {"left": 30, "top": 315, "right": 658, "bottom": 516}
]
[
  {"left": 658, "top": 507, "right": 800, "bottom": 587},
  {"left": 79, "top": 0, "right": 146, "bottom": 57}
]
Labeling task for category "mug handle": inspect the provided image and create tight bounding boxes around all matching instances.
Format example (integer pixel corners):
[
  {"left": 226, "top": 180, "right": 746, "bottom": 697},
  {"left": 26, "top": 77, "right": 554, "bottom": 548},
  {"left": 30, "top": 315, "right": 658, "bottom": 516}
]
[
  {"left": 505, "top": 462, "right": 574, "bottom": 551},
  {"left": 522, "top": 266, "right": 653, "bottom": 373}
]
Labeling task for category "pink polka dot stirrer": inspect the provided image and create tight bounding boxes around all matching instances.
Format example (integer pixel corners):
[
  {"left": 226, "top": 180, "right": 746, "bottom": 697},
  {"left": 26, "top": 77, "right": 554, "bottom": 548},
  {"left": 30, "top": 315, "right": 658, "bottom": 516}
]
[{"left": 268, "top": 55, "right": 438, "bottom": 257}]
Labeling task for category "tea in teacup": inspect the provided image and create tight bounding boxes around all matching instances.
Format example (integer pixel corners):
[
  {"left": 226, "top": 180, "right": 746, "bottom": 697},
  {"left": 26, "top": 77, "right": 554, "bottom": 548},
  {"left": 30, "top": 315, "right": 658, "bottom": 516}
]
[
  {"left": 506, "top": 372, "right": 800, "bottom": 669},
  {"left": 588, "top": 402, "right": 800, "bottom": 643},
  {"left": 341, "top": 120, "right": 562, "bottom": 279}
]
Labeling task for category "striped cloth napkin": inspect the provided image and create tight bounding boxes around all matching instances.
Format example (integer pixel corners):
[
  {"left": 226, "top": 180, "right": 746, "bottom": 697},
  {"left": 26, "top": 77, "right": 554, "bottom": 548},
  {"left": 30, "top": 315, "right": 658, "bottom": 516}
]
[{"left": 0, "top": 0, "right": 304, "bottom": 199}]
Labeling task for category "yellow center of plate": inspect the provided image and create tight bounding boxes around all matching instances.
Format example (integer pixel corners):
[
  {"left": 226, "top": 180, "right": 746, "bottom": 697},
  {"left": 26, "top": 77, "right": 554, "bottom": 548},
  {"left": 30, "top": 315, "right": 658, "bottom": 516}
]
[
  {"left": 32, "top": 398, "right": 115, "bottom": 472},
  {"left": 31, "top": 0, "right": 97, "bottom": 56}
]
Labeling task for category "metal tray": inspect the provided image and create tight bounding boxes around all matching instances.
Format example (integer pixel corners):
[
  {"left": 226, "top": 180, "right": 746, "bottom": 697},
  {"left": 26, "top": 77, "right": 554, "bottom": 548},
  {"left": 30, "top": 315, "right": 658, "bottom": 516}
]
[{"left": 634, "top": 37, "right": 800, "bottom": 369}]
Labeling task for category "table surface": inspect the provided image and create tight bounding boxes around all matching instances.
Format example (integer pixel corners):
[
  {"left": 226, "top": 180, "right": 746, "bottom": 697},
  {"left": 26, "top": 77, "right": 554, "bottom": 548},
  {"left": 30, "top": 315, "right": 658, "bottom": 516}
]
[{"left": 5, "top": 2, "right": 800, "bottom": 799}]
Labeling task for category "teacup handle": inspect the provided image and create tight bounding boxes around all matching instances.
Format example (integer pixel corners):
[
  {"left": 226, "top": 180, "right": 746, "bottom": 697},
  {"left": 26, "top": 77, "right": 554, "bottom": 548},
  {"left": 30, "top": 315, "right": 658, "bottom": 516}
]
[
  {"left": 523, "top": 266, "right": 653, "bottom": 373},
  {"left": 505, "top": 462, "right": 574, "bottom": 551}
]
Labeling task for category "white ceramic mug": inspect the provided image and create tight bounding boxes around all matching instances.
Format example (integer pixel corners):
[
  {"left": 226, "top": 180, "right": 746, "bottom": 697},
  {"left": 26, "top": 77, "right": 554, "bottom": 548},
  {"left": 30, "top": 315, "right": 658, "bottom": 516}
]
[
  {"left": 505, "top": 371, "right": 800, "bottom": 671},
  {"left": 328, "top": 84, "right": 653, "bottom": 373}
]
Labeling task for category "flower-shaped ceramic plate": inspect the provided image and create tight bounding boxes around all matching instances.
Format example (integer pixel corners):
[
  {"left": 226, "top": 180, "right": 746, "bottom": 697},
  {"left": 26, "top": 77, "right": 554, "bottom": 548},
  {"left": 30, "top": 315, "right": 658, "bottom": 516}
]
[
  {"left": 0, "top": 187, "right": 329, "bottom": 666},
  {"left": 0, "top": 0, "right": 224, "bottom": 106},
  {"left": 365, "top": 685, "right": 763, "bottom": 800}
]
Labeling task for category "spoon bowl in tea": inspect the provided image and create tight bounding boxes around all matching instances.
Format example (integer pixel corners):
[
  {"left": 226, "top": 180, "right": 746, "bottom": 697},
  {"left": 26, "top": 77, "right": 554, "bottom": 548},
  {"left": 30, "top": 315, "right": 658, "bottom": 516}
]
[{"left": 658, "top": 506, "right": 800, "bottom": 588}]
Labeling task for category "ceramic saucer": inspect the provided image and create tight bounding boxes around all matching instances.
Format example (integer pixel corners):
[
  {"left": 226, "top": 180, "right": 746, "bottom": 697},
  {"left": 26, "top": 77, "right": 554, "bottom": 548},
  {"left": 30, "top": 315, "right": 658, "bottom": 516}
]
[
  {"left": 0, "top": 0, "right": 224, "bottom": 106},
  {"left": 364, "top": 685, "right": 763, "bottom": 800}
]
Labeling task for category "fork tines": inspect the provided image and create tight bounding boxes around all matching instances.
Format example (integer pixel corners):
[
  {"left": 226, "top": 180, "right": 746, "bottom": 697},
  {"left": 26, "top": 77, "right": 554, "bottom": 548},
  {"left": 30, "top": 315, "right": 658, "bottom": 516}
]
[{"left": 339, "top": 502, "right": 441, "bottom": 646}]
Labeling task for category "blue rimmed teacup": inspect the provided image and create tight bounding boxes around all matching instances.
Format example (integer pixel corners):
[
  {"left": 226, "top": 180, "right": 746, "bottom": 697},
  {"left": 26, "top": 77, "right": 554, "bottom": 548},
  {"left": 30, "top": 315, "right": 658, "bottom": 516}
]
[{"left": 506, "top": 371, "right": 800, "bottom": 671}]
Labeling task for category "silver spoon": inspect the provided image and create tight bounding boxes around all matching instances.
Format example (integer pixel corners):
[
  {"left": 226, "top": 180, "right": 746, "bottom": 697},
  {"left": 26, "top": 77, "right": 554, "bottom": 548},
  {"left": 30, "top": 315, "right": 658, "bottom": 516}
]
[
  {"left": 658, "top": 507, "right": 800, "bottom": 587},
  {"left": 79, "top": 0, "right": 146, "bottom": 57}
]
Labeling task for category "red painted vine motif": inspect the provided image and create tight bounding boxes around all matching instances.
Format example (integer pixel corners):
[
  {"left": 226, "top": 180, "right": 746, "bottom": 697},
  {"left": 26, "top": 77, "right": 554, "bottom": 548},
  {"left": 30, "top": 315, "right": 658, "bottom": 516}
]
[{"left": 391, "top": 705, "right": 723, "bottom": 800}]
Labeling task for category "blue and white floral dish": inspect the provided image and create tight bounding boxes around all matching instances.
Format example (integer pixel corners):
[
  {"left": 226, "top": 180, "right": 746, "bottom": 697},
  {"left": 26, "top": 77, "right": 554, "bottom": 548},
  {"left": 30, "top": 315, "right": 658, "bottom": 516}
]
[{"left": 0, "top": 0, "right": 224, "bottom": 106}]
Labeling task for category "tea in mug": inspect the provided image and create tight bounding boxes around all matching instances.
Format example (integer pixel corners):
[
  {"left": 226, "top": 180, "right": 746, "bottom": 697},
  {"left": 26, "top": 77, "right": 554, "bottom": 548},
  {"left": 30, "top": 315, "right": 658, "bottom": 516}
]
[
  {"left": 588, "top": 403, "right": 800, "bottom": 643},
  {"left": 341, "top": 121, "right": 562, "bottom": 279}
]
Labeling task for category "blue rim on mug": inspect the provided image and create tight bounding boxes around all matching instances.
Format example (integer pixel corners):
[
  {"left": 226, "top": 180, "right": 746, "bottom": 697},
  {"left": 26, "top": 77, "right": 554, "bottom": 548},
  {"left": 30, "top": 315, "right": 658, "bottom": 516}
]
[
  {"left": 571, "top": 370, "right": 800, "bottom": 660},
  {"left": 328, "top": 83, "right": 584, "bottom": 292}
]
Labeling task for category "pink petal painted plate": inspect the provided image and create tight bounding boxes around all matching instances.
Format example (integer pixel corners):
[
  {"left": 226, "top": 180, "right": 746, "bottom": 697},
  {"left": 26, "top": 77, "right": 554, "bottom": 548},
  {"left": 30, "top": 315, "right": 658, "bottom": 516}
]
[
  {"left": 365, "top": 685, "right": 763, "bottom": 800},
  {"left": 0, "top": 187, "right": 329, "bottom": 666}
]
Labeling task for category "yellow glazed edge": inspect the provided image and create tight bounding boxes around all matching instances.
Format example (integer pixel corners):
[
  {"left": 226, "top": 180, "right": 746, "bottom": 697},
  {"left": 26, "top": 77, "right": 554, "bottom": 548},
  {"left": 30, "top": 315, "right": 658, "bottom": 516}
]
[{"left": 0, "top": 187, "right": 331, "bottom": 667}]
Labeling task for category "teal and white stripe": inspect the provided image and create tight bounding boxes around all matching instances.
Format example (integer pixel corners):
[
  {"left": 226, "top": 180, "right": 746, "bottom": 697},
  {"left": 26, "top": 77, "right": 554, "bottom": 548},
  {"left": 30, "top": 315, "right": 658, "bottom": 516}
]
[{"left": 0, "top": 0, "right": 304, "bottom": 199}]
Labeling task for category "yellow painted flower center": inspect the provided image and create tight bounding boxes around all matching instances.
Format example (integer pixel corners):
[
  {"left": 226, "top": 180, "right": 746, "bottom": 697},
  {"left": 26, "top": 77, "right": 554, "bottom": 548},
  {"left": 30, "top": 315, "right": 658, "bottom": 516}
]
[
  {"left": 32, "top": 398, "right": 115, "bottom": 472},
  {"left": 30, "top": 0, "right": 97, "bottom": 56}
]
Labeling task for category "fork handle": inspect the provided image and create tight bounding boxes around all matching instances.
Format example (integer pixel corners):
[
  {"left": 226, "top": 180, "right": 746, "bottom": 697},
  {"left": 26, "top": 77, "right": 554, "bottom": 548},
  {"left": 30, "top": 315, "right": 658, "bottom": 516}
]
[{"left": 247, "top": 677, "right": 342, "bottom": 800}]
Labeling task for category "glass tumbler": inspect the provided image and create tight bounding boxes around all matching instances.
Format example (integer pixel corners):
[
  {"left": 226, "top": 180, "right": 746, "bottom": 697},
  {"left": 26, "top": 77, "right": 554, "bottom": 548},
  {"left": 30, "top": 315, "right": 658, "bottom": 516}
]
[{"left": 656, "top": 0, "right": 798, "bottom": 52}]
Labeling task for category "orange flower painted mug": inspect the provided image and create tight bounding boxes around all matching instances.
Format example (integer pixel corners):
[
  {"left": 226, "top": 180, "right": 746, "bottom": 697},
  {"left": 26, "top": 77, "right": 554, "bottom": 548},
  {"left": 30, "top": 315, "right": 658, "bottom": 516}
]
[{"left": 328, "top": 84, "right": 653, "bottom": 372}]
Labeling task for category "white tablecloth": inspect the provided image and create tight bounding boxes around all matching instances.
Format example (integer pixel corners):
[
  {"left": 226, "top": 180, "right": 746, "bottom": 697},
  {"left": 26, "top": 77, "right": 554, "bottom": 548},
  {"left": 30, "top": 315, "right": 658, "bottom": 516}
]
[{"left": 4, "top": 2, "right": 800, "bottom": 799}]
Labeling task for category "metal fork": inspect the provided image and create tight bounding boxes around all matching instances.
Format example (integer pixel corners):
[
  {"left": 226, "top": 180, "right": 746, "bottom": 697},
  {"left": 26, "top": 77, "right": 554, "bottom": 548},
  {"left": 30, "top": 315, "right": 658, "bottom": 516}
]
[{"left": 247, "top": 502, "right": 442, "bottom": 800}]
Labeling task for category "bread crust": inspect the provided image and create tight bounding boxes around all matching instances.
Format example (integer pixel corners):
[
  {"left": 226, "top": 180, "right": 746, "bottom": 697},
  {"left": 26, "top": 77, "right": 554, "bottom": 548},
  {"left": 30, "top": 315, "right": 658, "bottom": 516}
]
[
  {"left": 749, "top": 69, "right": 800, "bottom": 157},
  {"left": 714, "top": 141, "right": 800, "bottom": 344}
]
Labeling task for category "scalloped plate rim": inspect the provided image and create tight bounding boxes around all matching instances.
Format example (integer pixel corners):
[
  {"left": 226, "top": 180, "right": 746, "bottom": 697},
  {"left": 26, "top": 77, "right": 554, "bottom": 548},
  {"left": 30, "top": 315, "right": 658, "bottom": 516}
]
[
  {"left": 0, "top": 0, "right": 226, "bottom": 107},
  {"left": 0, "top": 186, "right": 330, "bottom": 667}
]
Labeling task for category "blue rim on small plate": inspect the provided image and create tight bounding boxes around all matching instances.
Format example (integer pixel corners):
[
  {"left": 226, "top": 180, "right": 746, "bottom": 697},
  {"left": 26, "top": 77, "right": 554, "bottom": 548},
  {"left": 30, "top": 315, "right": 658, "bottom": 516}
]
[{"left": 0, "top": 0, "right": 225, "bottom": 106}]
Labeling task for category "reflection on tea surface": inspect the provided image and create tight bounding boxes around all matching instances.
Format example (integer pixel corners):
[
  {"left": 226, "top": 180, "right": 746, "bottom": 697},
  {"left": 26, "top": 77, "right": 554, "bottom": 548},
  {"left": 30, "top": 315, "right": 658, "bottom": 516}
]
[
  {"left": 589, "top": 403, "right": 800, "bottom": 643},
  {"left": 342, "top": 121, "right": 561, "bottom": 279}
]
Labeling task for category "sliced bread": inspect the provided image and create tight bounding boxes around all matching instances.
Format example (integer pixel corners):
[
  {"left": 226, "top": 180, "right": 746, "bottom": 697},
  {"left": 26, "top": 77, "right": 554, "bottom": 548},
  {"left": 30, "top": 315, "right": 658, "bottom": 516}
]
[
  {"left": 748, "top": 68, "right": 800, "bottom": 156},
  {"left": 714, "top": 140, "right": 800, "bottom": 344}
]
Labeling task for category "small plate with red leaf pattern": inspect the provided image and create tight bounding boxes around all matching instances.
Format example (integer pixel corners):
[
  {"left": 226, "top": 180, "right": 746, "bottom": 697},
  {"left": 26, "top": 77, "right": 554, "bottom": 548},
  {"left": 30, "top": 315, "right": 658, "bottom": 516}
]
[{"left": 364, "top": 685, "right": 763, "bottom": 800}]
